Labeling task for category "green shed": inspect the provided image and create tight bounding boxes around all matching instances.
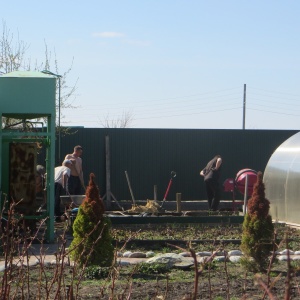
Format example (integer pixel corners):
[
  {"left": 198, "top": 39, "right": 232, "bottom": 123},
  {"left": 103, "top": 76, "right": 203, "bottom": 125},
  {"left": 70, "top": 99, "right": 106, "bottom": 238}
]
[{"left": 0, "top": 71, "right": 56, "bottom": 242}]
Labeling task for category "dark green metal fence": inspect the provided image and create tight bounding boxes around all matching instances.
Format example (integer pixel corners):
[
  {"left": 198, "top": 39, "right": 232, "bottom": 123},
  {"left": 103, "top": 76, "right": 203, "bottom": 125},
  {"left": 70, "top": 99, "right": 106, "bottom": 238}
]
[{"left": 51, "top": 128, "right": 297, "bottom": 203}]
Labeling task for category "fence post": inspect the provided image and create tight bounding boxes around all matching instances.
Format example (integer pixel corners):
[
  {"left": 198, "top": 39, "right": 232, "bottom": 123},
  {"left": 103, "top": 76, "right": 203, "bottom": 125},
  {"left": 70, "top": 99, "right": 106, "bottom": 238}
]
[
  {"left": 176, "top": 193, "right": 182, "bottom": 213},
  {"left": 154, "top": 185, "right": 157, "bottom": 201}
]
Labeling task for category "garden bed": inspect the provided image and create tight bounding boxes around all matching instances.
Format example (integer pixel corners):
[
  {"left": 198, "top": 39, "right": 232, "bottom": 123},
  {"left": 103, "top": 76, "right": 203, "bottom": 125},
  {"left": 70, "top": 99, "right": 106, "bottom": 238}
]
[{"left": 1, "top": 221, "right": 300, "bottom": 299}]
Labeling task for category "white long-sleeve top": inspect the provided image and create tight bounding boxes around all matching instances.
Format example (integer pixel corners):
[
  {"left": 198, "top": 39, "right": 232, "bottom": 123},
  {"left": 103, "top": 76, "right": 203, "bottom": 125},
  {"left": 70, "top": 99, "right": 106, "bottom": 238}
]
[{"left": 54, "top": 166, "right": 71, "bottom": 188}]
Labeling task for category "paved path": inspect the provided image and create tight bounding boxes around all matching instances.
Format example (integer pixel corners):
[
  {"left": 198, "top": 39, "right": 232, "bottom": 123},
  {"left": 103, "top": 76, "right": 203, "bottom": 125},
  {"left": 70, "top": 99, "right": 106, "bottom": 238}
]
[{"left": 0, "top": 240, "right": 149, "bottom": 271}]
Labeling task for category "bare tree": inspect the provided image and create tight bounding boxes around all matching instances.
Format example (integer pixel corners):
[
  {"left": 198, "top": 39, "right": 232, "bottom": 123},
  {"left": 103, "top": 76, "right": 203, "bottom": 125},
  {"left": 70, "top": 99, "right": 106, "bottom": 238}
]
[
  {"left": 0, "top": 21, "right": 29, "bottom": 73},
  {"left": 100, "top": 111, "right": 134, "bottom": 128},
  {"left": 0, "top": 20, "right": 78, "bottom": 130},
  {"left": 42, "top": 42, "right": 78, "bottom": 110}
]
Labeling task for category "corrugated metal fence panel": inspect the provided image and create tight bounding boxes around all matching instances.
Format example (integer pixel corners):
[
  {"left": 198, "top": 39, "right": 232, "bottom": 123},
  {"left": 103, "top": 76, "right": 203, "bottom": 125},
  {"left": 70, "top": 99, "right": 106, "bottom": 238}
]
[
  {"left": 55, "top": 128, "right": 297, "bottom": 201},
  {"left": 58, "top": 128, "right": 107, "bottom": 196}
]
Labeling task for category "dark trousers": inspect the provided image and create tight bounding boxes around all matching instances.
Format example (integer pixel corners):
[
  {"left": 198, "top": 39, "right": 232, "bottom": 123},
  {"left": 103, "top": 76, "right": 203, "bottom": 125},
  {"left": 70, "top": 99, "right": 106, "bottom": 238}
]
[
  {"left": 54, "top": 182, "right": 65, "bottom": 216},
  {"left": 68, "top": 175, "right": 82, "bottom": 195},
  {"left": 204, "top": 178, "right": 220, "bottom": 211}
]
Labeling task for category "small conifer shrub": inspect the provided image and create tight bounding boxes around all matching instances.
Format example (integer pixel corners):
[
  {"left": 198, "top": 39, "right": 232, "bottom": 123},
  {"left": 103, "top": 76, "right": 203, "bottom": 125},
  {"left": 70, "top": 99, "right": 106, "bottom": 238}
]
[
  {"left": 70, "top": 173, "right": 114, "bottom": 267},
  {"left": 240, "top": 171, "right": 275, "bottom": 271}
]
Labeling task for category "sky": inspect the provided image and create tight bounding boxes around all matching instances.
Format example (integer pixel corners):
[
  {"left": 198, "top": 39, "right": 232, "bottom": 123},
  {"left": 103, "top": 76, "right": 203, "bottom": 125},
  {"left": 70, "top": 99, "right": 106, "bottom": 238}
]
[{"left": 2, "top": 1, "right": 300, "bottom": 130}]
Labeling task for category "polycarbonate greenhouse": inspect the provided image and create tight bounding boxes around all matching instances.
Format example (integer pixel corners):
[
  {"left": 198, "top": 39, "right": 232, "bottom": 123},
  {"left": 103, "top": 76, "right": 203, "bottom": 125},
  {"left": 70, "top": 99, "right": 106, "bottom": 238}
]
[{"left": 264, "top": 131, "right": 300, "bottom": 225}]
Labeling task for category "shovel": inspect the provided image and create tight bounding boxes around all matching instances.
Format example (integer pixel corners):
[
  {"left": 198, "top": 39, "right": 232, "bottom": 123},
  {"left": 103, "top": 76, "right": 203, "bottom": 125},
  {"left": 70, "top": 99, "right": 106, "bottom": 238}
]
[{"left": 160, "top": 171, "right": 176, "bottom": 208}]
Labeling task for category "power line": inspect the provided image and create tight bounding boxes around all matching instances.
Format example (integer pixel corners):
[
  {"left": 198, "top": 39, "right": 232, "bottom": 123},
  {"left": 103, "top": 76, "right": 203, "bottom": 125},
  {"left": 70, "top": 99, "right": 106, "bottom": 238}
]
[
  {"left": 249, "top": 102, "right": 300, "bottom": 112},
  {"left": 61, "top": 106, "right": 243, "bottom": 124},
  {"left": 249, "top": 91, "right": 299, "bottom": 99},
  {"left": 249, "top": 97, "right": 300, "bottom": 107},
  {"left": 62, "top": 85, "right": 300, "bottom": 127},
  {"left": 249, "top": 86, "right": 300, "bottom": 98},
  {"left": 65, "top": 99, "right": 242, "bottom": 119},
  {"left": 80, "top": 88, "right": 242, "bottom": 109},
  {"left": 115, "top": 107, "right": 243, "bottom": 121},
  {"left": 248, "top": 107, "right": 300, "bottom": 117}
]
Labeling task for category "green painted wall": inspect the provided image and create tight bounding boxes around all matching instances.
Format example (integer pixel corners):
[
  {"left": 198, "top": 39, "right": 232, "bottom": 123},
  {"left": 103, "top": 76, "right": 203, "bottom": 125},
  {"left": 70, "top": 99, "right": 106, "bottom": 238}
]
[{"left": 0, "top": 71, "right": 56, "bottom": 117}]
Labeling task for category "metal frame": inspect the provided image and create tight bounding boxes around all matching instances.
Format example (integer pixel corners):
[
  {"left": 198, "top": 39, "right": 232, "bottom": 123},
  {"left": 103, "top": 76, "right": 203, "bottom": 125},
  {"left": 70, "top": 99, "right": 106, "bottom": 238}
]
[{"left": 0, "top": 115, "right": 55, "bottom": 242}]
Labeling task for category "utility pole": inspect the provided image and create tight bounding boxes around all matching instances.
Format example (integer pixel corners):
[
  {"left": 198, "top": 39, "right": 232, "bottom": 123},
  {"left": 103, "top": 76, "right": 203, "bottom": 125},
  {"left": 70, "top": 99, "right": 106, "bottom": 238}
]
[{"left": 243, "top": 84, "right": 246, "bottom": 130}]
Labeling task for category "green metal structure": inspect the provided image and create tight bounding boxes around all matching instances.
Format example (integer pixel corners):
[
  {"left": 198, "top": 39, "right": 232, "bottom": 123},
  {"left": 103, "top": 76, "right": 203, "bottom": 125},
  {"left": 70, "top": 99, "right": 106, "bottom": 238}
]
[{"left": 0, "top": 71, "right": 56, "bottom": 242}]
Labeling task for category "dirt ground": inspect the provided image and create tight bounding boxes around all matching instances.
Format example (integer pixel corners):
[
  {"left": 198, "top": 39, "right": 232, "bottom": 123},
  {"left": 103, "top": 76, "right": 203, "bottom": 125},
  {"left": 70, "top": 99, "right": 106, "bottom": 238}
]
[
  {"left": 67, "top": 268, "right": 300, "bottom": 299},
  {"left": 2, "top": 221, "right": 300, "bottom": 299},
  {"left": 5, "top": 261, "right": 300, "bottom": 300},
  {"left": 76, "top": 276, "right": 297, "bottom": 299}
]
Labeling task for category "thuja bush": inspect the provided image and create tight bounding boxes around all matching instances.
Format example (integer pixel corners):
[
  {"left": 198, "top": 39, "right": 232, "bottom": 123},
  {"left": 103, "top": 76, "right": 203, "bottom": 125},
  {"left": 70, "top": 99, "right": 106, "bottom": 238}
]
[
  {"left": 70, "top": 173, "right": 114, "bottom": 267},
  {"left": 240, "top": 171, "right": 275, "bottom": 272}
]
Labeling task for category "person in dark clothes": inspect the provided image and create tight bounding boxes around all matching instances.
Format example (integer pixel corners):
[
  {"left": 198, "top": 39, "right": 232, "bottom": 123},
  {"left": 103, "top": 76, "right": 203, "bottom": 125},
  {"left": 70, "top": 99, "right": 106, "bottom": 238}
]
[{"left": 200, "top": 155, "right": 222, "bottom": 211}]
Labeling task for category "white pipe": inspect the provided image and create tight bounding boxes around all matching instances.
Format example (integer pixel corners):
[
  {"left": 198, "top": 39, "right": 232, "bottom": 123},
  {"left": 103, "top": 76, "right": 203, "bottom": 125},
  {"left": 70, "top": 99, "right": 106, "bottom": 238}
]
[{"left": 243, "top": 174, "right": 249, "bottom": 215}]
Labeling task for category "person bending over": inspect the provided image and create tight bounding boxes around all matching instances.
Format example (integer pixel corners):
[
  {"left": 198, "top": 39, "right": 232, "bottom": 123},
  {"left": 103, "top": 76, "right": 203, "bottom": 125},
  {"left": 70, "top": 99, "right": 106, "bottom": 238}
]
[
  {"left": 200, "top": 155, "right": 222, "bottom": 211},
  {"left": 54, "top": 159, "right": 72, "bottom": 220}
]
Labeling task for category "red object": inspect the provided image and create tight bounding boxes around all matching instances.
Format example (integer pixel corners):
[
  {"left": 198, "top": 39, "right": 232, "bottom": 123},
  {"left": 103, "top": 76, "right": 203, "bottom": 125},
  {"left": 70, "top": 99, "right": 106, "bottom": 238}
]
[
  {"left": 235, "top": 169, "right": 257, "bottom": 196},
  {"left": 163, "top": 179, "right": 173, "bottom": 201},
  {"left": 223, "top": 168, "right": 258, "bottom": 211},
  {"left": 161, "top": 171, "right": 177, "bottom": 209},
  {"left": 223, "top": 178, "right": 235, "bottom": 193}
]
